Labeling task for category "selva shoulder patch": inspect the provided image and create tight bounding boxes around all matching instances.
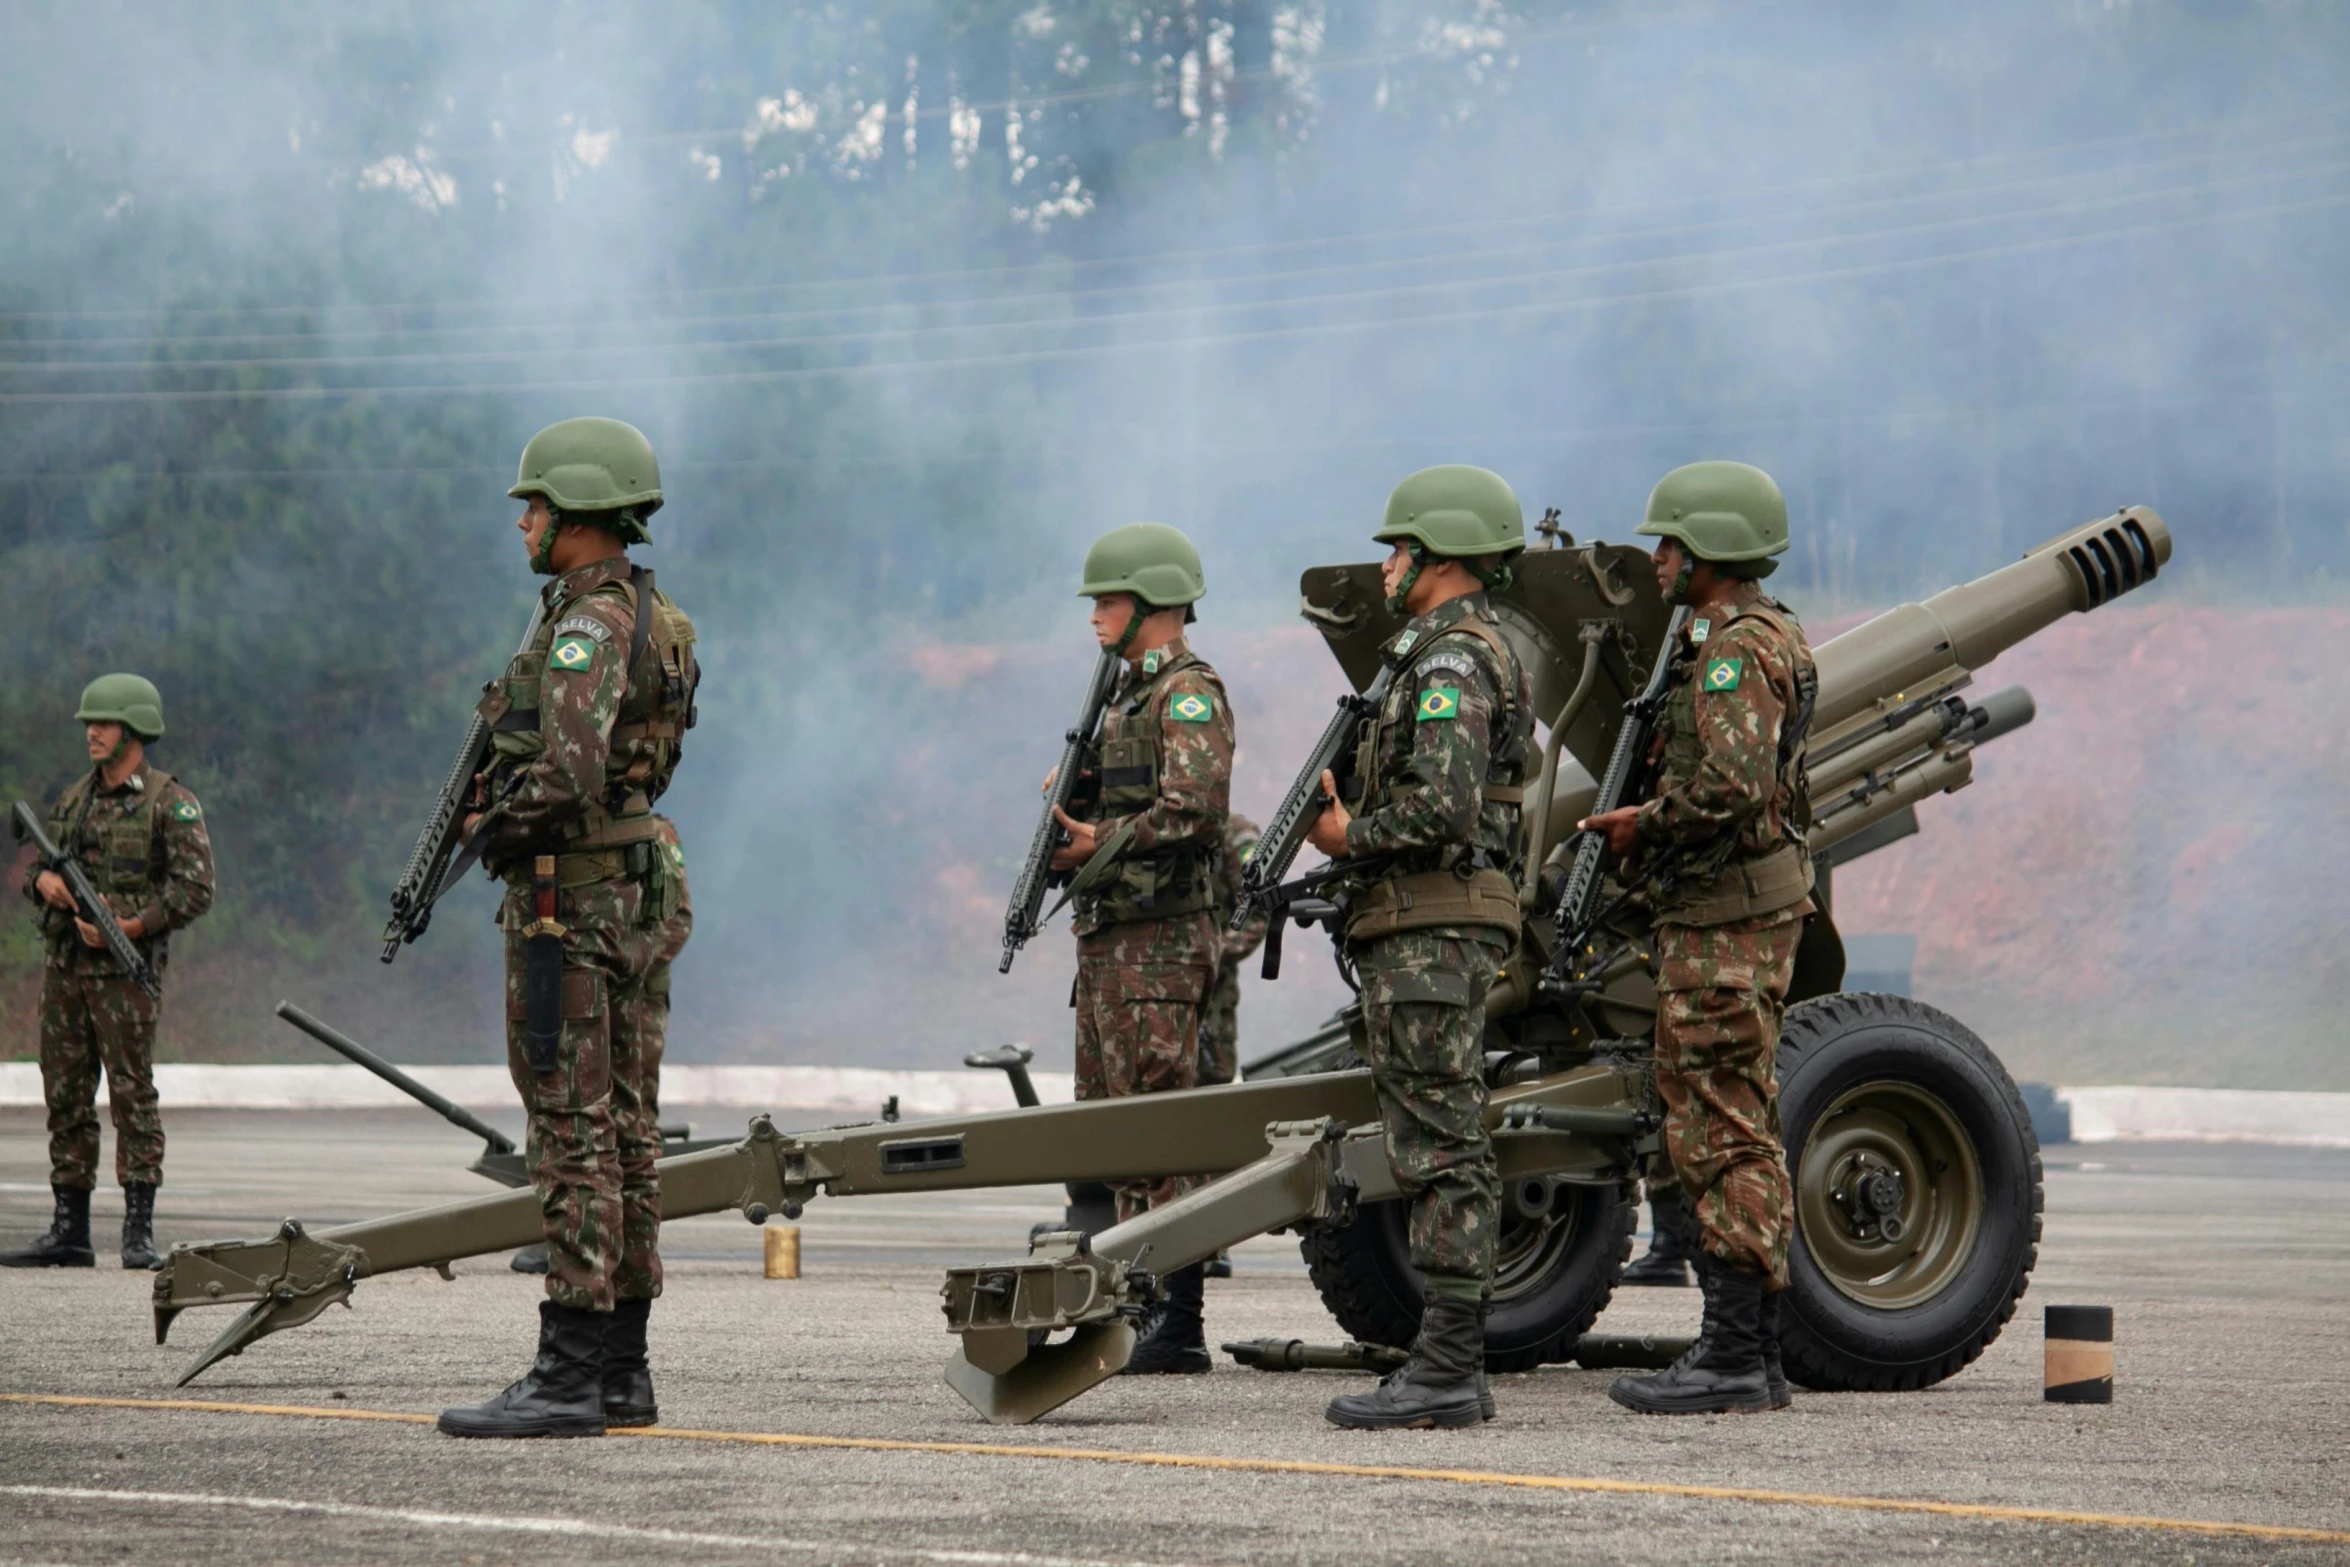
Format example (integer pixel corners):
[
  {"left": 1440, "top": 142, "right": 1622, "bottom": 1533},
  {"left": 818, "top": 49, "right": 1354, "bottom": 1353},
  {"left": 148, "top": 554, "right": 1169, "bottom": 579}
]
[
  {"left": 1168, "top": 691, "right": 1215, "bottom": 723},
  {"left": 551, "top": 615, "right": 614, "bottom": 644},
  {"left": 1417, "top": 686, "right": 1462, "bottom": 722},
  {"left": 549, "top": 635, "right": 599, "bottom": 673},
  {"left": 1702, "top": 657, "right": 1743, "bottom": 692}
]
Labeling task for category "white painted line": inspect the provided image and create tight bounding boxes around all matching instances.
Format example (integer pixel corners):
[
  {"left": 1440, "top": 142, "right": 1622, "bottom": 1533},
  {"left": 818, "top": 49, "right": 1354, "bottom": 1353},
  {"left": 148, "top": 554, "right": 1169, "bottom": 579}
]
[{"left": 0, "top": 1485, "right": 1211, "bottom": 1567}]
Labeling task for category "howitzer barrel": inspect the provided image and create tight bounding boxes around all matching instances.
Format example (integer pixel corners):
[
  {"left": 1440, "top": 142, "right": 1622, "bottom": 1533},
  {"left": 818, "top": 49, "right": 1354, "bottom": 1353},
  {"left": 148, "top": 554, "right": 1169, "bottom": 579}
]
[{"left": 1813, "top": 508, "right": 2167, "bottom": 734}]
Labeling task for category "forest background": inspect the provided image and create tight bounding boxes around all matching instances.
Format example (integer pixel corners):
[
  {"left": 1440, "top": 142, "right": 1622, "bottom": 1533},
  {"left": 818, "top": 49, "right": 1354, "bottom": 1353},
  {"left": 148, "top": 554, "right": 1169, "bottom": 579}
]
[{"left": 3, "top": 1, "right": 2347, "bottom": 1088}]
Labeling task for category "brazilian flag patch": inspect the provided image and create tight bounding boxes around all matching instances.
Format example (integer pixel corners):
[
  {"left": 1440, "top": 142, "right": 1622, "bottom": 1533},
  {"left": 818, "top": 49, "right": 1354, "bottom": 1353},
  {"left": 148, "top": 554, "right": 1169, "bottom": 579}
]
[
  {"left": 549, "top": 636, "right": 598, "bottom": 673},
  {"left": 1417, "top": 686, "right": 1462, "bottom": 722},
  {"left": 1168, "top": 691, "right": 1214, "bottom": 723},
  {"left": 1703, "top": 658, "right": 1743, "bottom": 692},
  {"left": 172, "top": 799, "right": 202, "bottom": 822}
]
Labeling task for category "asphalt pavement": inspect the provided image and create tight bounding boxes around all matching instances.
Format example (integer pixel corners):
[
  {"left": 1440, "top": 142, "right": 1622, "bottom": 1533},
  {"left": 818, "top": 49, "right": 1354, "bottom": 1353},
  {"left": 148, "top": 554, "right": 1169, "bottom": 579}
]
[{"left": 1, "top": 1107, "right": 2345, "bottom": 1566}]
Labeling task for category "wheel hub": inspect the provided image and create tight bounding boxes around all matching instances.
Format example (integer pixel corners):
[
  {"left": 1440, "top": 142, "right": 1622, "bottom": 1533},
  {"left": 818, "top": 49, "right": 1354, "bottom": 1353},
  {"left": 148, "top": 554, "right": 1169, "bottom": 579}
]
[{"left": 1796, "top": 1080, "right": 1983, "bottom": 1309}]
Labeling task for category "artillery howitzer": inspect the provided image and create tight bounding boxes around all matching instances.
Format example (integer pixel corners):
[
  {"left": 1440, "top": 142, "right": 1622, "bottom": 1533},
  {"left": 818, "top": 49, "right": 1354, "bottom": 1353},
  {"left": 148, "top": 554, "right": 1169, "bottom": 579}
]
[{"left": 154, "top": 507, "right": 2168, "bottom": 1426}]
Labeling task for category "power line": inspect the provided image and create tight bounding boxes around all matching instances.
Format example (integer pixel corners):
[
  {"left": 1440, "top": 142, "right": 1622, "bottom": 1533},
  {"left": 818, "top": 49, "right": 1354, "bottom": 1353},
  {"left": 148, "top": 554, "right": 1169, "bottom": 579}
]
[
  {"left": 3, "top": 188, "right": 2336, "bottom": 407},
  {"left": 5, "top": 93, "right": 2344, "bottom": 329},
  {"left": 12, "top": 125, "right": 2345, "bottom": 357},
  {"left": 4, "top": 156, "right": 2340, "bottom": 380}
]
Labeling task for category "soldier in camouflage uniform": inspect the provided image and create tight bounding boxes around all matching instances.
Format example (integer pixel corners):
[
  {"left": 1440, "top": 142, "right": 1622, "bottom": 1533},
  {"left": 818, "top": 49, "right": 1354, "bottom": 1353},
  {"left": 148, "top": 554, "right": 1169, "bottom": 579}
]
[
  {"left": 1050, "top": 523, "right": 1233, "bottom": 1376},
  {"left": 1309, "top": 466, "right": 1532, "bottom": 1430},
  {"left": 1196, "top": 813, "right": 1264, "bottom": 1279},
  {"left": 439, "top": 417, "right": 700, "bottom": 1440},
  {"left": 1197, "top": 812, "right": 1265, "bottom": 1090},
  {"left": 1583, "top": 461, "right": 1816, "bottom": 1416},
  {"left": 4, "top": 675, "right": 213, "bottom": 1273}
]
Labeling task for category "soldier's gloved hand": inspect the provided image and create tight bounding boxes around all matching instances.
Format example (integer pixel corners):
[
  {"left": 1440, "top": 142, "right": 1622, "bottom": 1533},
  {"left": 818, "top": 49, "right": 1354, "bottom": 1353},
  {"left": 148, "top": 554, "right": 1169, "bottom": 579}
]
[{"left": 34, "top": 870, "right": 74, "bottom": 911}]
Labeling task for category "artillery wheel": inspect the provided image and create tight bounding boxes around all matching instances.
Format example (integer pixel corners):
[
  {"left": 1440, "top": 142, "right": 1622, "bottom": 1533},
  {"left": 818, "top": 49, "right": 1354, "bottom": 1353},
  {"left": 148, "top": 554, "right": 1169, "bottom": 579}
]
[
  {"left": 1300, "top": 1177, "right": 1634, "bottom": 1373},
  {"left": 1778, "top": 992, "right": 2042, "bottom": 1392}
]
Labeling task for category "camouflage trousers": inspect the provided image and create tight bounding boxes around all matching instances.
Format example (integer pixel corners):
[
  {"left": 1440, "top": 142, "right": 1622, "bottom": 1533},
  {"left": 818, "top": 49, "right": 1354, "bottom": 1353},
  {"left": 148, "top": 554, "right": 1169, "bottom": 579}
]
[
  {"left": 38, "top": 959, "right": 165, "bottom": 1189},
  {"left": 503, "top": 825, "right": 692, "bottom": 1312},
  {"left": 1351, "top": 927, "right": 1506, "bottom": 1292},
  {"left": 1196, "top": 956, "right": 1241, "bottom": 1087},
  {"left": 1653, "top": 909, "right": 1804, "bottom": 1288},
  {"left": 1073, "top": 913, "right": 1215, "bottom": 1223}
]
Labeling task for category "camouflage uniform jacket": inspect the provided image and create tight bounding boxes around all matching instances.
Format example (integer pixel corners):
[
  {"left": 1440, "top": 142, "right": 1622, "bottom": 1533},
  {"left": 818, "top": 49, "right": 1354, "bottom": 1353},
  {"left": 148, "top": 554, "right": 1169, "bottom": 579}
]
[
  {"left": 478, "top": 555, "right": 698, "bottom": 873},
  {"left": 1342, "top": 592, "right": 1533, "bottom": 886},
  {"left": 1070, "top": 637, "right": 1234, "bottom": 935},
  {"left": 21, "top": 761, "right": 214, "bottom": 970},
  {"left": 1635, "top": 591, "right": 1816, "bottom": 925}
]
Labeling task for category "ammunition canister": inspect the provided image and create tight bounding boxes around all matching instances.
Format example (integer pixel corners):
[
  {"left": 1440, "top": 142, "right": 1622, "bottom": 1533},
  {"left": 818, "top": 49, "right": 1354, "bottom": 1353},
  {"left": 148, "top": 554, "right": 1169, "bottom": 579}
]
[
  {"left": 764, "top": 1223, "right": 801, "bottom": 1280},
  {"left": 2044, "top": 1304, "right": 2113, "bottom": 1403}
]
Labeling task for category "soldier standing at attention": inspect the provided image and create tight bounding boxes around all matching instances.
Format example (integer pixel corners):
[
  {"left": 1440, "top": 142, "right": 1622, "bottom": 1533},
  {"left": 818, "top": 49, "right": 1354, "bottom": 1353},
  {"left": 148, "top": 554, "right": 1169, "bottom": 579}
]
[
  {"left": 1308, "top": 466, "right": 1532, "bottom": 1429},
  {"left": 1049, "top": 523, "right": 1233, "bottom": 1377},
  {"left": 438, "top": 417, "right": 699, "bottom": 1440},
  {"left": 1582, "top": 461, "right": 1815, "bottom": 1416},
  {"left": 4, "top": 676, "right": 213, "bottom": 1272}
]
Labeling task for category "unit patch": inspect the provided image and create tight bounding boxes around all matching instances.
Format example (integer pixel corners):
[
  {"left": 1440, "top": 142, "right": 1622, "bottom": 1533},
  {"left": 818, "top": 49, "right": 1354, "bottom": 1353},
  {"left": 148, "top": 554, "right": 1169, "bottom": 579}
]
[
  {"left": 550, "top": 636, "right": 599, "bottom": 673},
  {"left": 1168, "top": 692, "right": 1215, "bottom": 723},
  {"left": 172, "top": 799, "right": 202, "bottom": 822},
  {"left": 1690, "top": 617, "right": 1712, "bottom": 646},
  {"left": 551, "top": 616, "right": 613, "bottom": 644},
  {"left": 1416, "top": 649, "right": 1477, "bottom": 680},
  {"left": 1142, "top": 649, "right": 1164, "bottom": 675},
  {"left": 1391, "top": 629, "right": 1420, "bottom": 658},
  {"left": 1417, "top": 686, "right": 1462, "bottom": 722},
  {"left": 1703, "top": 658, "right": 1743, "bottom": 692}
]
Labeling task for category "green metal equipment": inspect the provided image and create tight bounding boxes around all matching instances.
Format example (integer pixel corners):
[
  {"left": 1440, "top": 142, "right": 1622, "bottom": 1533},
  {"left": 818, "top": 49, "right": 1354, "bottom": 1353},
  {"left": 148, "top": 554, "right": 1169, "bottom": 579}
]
[{"left": 154, "top": 507, "right": 2170, "bottom": 1427}]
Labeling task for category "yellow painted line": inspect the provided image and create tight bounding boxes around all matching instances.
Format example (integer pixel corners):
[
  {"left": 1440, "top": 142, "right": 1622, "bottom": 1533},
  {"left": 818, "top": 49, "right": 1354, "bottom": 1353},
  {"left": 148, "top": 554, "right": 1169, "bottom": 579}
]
[{"left": 6, "top": 1391, "right": 2347, "bottom": 1548}]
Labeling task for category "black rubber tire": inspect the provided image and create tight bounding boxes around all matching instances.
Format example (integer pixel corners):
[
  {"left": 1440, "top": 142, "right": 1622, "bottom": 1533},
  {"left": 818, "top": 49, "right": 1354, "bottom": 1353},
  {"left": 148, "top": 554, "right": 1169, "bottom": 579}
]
[
  {"left": 1300, "top": 1181, "right": 1634, "bottom": 1372},
  {"left": 1778, "top": 992, "right": 2043, "bottom": 1392}
]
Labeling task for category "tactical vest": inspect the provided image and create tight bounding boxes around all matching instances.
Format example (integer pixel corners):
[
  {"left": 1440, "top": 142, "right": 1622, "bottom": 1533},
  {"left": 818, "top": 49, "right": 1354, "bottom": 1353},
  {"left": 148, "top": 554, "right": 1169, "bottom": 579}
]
[
  {"left": 42, "top": 767, "right": 174, "bottom": 944},
  {"left": 484, "top": 560, "right": 699, "bottom": 858},
  {"left": 1651, "top": 596, "right": 1817, "bottom": 927},
  {"left": 1344, "top": 604, "right": 1531, "bottom": 944},
  {"left": 1073, "top": 648, "right": 1224, "bottom": 931}
]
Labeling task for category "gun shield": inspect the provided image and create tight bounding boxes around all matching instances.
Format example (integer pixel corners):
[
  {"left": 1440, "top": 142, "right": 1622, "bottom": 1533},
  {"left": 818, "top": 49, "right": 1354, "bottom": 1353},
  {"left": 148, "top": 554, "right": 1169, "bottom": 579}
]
[{"left": 520, "top": 856, "right": 567, "bottom": 1075}]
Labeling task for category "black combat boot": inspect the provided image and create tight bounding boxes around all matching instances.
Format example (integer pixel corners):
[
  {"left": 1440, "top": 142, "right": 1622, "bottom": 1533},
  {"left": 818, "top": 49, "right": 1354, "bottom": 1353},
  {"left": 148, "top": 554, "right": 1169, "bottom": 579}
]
[
  {"left": 1325, "top": 1293, "right": 1491, "bottom": 1429},
  {"left": 602, "top": 1297, "right": 658, "bottom": 1427},
  {"left": 1121, "top": 1263, "right": 1211, "bottom": 1375},
  {"left": 1622, "top": 1190, "right": 1695, "bottom": 1287},
  {"left": 0, "top": 1185, "right": 96, "bottom": 1269},
  {"left": 120, "top": 1182, "right": 162, "bottom": 1271},
  {"left": 437, "top": 1300, "right": 609, "bottom": 1438},
  {"left": 1760, "top": 1287, "right": 1792, "bottom": 1411},
  {"left": 509, "top": 1244, "right": 550, "bottom": 1274},
  {"left": 1608, "top": 1257, "right": 1772, "bottom": 1416}
]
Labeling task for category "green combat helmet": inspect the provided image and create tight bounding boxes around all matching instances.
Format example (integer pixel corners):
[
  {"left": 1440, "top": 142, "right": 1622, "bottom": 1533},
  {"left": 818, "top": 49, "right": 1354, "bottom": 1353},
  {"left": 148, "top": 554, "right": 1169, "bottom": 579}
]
[
  {"left": 509, "top": 417, "right": 663, "bottom": 544},
  {"left": 1372, "top": 464, "right": 1525, "bottom": 610},
  {"left": 1636, "top": 461, "right": 1789, "bottom": 581},
  {"left": 75, "top": 673, "right": 165, "bottom": 741},
  {"left": 1079, "top": 522, "right": 1206, "bottom": 611}
]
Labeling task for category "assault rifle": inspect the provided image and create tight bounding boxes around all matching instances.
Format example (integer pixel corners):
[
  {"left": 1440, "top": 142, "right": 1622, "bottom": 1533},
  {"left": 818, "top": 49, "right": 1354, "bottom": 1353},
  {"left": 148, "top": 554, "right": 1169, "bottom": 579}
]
[
  {"left": 1230, "top": 661, "right": 1399, "bottom": 952},
  {"left": 12, "top": 800, "right": 162, "bottom": 999},
  {"left": 381, "top": 600, "right": 550, "bottom": 963},
  {"left": 1000, "top": 648, "right": 1124, "bottom": 973},
  {"left": 1537, "top": 605, "right": 1692, "bottom": 999}
]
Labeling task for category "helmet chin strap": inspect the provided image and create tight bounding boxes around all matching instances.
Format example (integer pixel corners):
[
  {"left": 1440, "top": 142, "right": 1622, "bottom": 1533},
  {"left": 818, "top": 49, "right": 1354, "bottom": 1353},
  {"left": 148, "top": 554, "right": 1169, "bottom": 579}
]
[
  {"left": 530, "top": 508, "right": 566, "bottom": 576},
  {"left": 1384, "top": 543, "right": 1427, "bottom": 614},
  {"left": 1665, "top": 553, "right": 1696, "bottom": 606},
  {"left": 1112, "top": 596, "right": 1149, "bottom": 658}
]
